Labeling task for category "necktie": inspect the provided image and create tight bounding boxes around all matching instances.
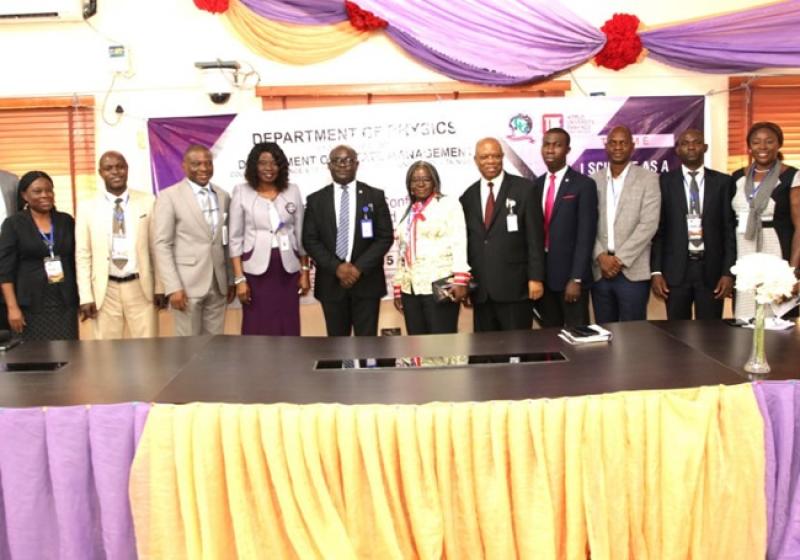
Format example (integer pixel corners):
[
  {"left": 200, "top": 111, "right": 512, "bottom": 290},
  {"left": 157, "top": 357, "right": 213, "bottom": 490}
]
[
  {"left": 688, "top": 171, "right": 700, "bottom": 215},
  {"left": 111, "top": 197, "right": 128, "bottom": 268},
  {"left": 484, "top": 181, "right": 495, "bottom": 228},
  {"left": 199, "top": 187, "right": 215, "bottom": 231},
  {"left": 544, "top": 173, "right": 556, "bottom": 249},
  {"left": 336, "top": 185, "right": 350, "bottom": 260}
]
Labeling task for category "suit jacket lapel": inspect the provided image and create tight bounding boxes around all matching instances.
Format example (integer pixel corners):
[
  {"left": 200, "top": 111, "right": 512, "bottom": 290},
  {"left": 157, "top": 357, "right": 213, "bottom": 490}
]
[
  {"left": 209, "top": 183, "right": 226, "bottom": 240},
  {"left": 674, "top": 172, "right": 689, "bottom": 217},
  {"left": 550, "top": 168, "right": 573, "bottom": 222},
  {"left": 614, "top": 165, "right": 638, "bottom": 226},
  {"left": 323, "top": 184, "right": 338, "bottom": 243}
]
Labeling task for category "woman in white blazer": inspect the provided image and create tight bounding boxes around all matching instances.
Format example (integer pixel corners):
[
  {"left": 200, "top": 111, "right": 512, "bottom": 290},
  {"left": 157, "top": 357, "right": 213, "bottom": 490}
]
[{"left": 229, "top": 143, "right": 310, "bottom": 335}]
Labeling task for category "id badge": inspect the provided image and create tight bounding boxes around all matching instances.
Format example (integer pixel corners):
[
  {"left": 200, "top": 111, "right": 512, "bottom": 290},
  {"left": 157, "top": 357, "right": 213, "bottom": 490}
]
[
  {"left": 361, "top": 219, "right": 374, "bottom": 239},
  {"left": 111, "top": 234, "right": 128, "bottom": 260},
  {"left": 279, "top": 234, "right": 291, "bottom": 251},
  {"left": 737, "top": 211, "right": 748, "bottom": 234},
  {"left": 686, "top": 214, "right": 702, "bottom": 241},
  {"left": 506, "top": 214, "right": 519, "bottom": 232},
  {"left": 44, "top": 256, "right": 64, "bottom": 284}
]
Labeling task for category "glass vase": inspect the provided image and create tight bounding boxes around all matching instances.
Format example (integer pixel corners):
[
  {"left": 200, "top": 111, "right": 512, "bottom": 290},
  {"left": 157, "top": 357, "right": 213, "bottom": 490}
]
[{"left": 744, "top": 302, "right": 770, "bottom": 377}]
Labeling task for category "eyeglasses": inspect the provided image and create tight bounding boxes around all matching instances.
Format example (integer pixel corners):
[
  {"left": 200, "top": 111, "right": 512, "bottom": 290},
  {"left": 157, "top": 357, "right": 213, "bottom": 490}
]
[
  {"left": 330, "top": 157, "right": 357, "bottom": 166},
  {"left": 410, "top": 177, "right": 434, "bottom": 184}
]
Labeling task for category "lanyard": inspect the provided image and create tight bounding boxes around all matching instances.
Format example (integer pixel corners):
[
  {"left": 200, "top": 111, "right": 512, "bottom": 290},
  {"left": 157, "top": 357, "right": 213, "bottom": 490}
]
[{"left": 40, "top": 226, "right": 55, "bottom": 257}]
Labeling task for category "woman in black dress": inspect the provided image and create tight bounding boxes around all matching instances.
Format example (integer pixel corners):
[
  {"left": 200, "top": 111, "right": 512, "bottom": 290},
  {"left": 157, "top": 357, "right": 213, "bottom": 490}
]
[{"left": 0, "top": 171, "right": 78, "bottom": 340}]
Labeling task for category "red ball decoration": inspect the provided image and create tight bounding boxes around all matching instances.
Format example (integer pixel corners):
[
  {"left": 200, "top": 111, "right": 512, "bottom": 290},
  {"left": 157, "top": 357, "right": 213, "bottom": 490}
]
[
  {"left": 345, "top": 1, "right": 388, "bottom": 31},
  {"left": 194, "top": 0, "right": 229, "bottom": 14},
  {"left": 595, "top": 13, "right": 643, "bottom": 71}
]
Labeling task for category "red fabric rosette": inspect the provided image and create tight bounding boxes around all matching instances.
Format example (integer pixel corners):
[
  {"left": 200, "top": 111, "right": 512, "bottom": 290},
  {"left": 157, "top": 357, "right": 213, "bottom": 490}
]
[
  {"left": 345, "top": 1, "right": 388, "bottom": 31},
  {"left": 595, "top": 13, "right": 643, "bottom": 71},
  {"left": 194, "top": 0, "right": 229, "bottom": 14}
]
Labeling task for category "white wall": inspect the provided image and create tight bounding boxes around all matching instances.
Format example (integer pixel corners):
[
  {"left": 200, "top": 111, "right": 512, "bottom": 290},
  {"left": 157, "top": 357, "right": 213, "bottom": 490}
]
[{"left": 0, "top": 0, "right": 776, "bottom": 191}]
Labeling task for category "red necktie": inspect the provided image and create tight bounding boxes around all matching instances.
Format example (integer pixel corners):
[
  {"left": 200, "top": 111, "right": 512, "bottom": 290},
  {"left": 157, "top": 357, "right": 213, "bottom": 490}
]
[
  {"left": 484, "top": 181, "right": 495, "bottom": 228},
  {"left": 544, "top": 173, "right": 556, "bottom": 249}
]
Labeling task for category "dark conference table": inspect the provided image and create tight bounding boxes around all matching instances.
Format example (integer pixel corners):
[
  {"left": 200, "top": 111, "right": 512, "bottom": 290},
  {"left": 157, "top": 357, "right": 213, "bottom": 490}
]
[{"left": 1, "top": 320, "right": 797, "bottom": 408}]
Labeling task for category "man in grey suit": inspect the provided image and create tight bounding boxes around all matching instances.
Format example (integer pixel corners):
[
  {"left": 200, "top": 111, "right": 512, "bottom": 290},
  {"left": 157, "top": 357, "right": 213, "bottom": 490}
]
[
  {"left": 591, "top": 126, "right": 660, "bottom": 322},
  {"left": 152, "top": 145, "right": 234, "bottom": 335},
  {"left": 0, "top": 169, "right": 18, "bottom": 331}
]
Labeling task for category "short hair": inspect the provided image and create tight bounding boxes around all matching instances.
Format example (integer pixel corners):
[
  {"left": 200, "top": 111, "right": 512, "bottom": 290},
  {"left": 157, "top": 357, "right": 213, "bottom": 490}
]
[
  {"left": 244, "top": 142, "right": 289, "bottom": 192},
  {"left": 183, "top": 144, "right": 211, "bottom": 161},
  {"left": 544, "top": 127, "right": 571, "bottom": 146},
  {"left": 747, "top": 121, "right": 784, "bottom": 147},
  {"left": 17, "top": 170, "right": 54, "bottom": 210},
  {"left": 404, "top": 160, "right": 442, "bottom": 199}
]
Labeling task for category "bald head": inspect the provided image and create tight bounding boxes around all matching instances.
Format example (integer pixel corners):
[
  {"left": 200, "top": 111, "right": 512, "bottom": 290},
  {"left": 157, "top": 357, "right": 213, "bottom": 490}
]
[{"left": 474, "top": 137, "right": 504, "bottom": 180}]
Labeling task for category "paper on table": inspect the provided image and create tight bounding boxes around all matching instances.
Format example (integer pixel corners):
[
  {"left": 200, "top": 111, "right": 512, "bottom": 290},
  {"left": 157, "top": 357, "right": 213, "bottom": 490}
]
[{"left": 771, "top": 295, "right": 800, "bottom": 319}]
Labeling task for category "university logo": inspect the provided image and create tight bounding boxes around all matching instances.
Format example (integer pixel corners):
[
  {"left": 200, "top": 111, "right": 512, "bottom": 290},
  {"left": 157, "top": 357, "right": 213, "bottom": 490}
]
[
  {"left": 507, "top": 113, "right": 534, "bottom": 143},
  {"left": 542, "top": 114, "right": 564, "bottom": 132}
]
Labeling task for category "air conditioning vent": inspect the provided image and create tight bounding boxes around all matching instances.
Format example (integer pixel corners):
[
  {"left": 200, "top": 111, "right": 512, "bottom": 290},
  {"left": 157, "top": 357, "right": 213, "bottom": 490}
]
[{"left": 0, "top": 0, "right": 95, "bottom": 23}]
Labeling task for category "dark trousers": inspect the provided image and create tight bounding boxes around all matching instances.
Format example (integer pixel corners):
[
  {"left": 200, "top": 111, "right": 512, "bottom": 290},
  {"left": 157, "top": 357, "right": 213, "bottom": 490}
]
[
  {"left": 401, "top": 293, "right": 460, "bottom": 335},
  {"left": 321, "top": 293, "right": 380, "bottom": 336},
  {"left": 591, "top": 275, "right": 650, "bottom": 323},
  {"left": 664, "top": 259, "right": 724, "bottom": 320},
  {"left": 535, "top": 285, "right": 591, "bottom": 328},
  {"left": 473, "top": 299, "right": 533, "bottom": 332}
]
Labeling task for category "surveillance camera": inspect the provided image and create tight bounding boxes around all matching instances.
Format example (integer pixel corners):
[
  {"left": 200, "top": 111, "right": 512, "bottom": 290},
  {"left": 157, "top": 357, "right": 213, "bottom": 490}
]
[
  {"left": 209, "top": 93, "right": 231, "bottom": 105},
  {"left": 195, "top": 61, "right": 240, "bottom": 105}
]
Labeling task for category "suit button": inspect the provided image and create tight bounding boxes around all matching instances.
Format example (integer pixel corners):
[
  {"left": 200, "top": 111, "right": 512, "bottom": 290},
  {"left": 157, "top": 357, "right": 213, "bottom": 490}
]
[{"left": 484, "top": 240, "right": 488, "bottom": 244}]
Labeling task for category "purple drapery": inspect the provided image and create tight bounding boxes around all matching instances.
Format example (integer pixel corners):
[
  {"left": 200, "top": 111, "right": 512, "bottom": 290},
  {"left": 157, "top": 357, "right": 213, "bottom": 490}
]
[
  {"left": 753, "top": 381, "right": 800, "bottom": 560},
  {"left": 358, "top": 0, "right": 605, "bottom": 84},
  {"left": 231, "top": 0, "right": 800, "bottom": 84},
  {"left": 147, "top": 114, "right": 235, "bottom": 193},
  {"left": 641, "top": 0, "right": 800, "bottom": 73},
  {"left": 239, "top": 0, "right": 345, "bottom": 24},
  {"left": 0, "top": 403, "right": 149, "bottom": 560}
]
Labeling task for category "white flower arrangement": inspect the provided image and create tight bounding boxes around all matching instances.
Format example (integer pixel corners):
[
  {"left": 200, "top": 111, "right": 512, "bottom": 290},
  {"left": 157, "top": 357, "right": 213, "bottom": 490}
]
[{"left": 730, "top": 253, "right": 797, "bottom": 304}]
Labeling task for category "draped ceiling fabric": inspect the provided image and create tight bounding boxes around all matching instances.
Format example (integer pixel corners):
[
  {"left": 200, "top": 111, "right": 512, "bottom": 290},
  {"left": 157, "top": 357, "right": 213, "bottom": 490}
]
[
  {"left": 225, "top": 0, "right": 369, "bottom": 65},
  {"left": 215, "top": 0, "right": 800, "bottom": 85},
  {"left": 130, "top": 385, "right": 766, "bottom": 559}
]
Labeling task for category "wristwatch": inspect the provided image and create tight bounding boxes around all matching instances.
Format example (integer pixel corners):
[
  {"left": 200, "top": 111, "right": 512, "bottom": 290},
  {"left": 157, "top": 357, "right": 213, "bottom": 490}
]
[
  {"left": 301, "top": 264, "right": 311, "bottom": 272},
  {"left": 233, "top": 276, "right": 247, "bottom": 285}
]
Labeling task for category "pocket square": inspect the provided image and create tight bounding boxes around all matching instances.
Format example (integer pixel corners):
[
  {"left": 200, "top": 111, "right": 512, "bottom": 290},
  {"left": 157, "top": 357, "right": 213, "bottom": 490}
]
[{"left": 561, "top": 194, "right": 577, "bottom": 200}]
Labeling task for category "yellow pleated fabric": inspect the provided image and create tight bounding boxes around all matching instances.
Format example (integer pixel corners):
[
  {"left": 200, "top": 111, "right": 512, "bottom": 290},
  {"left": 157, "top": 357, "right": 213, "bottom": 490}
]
[
  {"left": 129, "top": 384, "right": 766, "bottom": 559},
  {"left": 223, "top": 0, "right": 370, "bottom": 65}
]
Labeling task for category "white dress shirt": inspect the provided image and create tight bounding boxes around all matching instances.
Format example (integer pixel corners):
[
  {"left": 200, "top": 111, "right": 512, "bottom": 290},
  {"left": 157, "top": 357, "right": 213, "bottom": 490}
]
[
  {"left": 541, "top": 165, "right": 569, "bottom": 214},
  {"left": 104, "top": 190, "right": 138, "bottom": 277},
  {"left": 682, "top": 165, "right": 705, "bottom": 214},
  {"left": 606, "top": 163, "right": 631, "bottom": 252},
  {"left": 480, "top": 171, "right": 505, "bottom": 218}
]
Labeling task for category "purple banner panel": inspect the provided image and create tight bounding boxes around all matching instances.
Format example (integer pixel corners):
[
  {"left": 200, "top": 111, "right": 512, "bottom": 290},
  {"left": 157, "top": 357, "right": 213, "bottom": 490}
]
[
  {"left": 0, "top": 403, "right": 149, "bottom": 560},
  {"left": 148, "top": 114, "right": 236, "bottom": 193},
  {"left": 572, "top": 95, "right": 704, "bottom": 177},
  {"left": 753, "top": 381, "right": 800, "bottom": 560}
]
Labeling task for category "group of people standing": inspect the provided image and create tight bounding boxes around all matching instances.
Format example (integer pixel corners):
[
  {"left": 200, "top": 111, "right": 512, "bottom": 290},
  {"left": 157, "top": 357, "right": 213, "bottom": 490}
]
[{"left": 0, "top": 120, "right": 797, "bottom": 342}]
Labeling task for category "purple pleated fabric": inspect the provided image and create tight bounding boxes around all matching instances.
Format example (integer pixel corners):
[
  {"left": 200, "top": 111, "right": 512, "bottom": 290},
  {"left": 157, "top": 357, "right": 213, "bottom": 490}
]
[
  {"left": 753, "top": 381, "right": 800, "bottom": 560},
  {"left": 0, "top": 403, "right": 150, "bottom": 560},
  {"left": 233, "top": 0, "right": 800, "bottom": 84}
]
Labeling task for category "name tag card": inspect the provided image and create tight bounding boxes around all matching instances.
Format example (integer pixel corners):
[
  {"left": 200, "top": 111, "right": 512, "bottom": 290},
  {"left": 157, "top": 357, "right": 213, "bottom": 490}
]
[
  {"left": 44, "top": 256, "right": 64, "bottom": 284},
  {"left": 361, "top": 219, "right": 374, "bottom": 239},
  {"left": 506, "top": 214, "right": 518, "bottom": 232}
]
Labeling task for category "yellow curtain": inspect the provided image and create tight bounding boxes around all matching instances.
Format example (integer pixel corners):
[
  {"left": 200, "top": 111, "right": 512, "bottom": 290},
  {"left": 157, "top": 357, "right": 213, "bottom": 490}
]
[
  {"left": 130, "top": 384, "right": 765, "bottom": 559},
  {"left": 223, "top": 0, "right": 370, "bottom": 65}
]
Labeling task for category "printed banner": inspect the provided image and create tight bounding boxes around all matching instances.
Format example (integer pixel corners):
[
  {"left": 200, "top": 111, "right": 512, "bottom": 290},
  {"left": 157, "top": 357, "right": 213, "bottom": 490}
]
[{"left": 148, "top": 96, "right": 705, "bottom": 298}]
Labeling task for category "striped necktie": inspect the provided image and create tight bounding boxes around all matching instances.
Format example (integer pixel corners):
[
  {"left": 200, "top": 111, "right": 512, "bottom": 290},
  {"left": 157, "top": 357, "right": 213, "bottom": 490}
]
[{"left": 336, "top": 185, "right": 350, "bottom": 260}]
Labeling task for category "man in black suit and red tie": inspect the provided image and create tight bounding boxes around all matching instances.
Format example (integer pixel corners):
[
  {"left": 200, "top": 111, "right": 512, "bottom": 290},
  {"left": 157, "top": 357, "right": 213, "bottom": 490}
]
[
  {"left": 650, "top": 129, "right": 736, "bottom": 319},
  {"left": 459, "top": 137, "right": 545, "bottom": 332},
  {"left": 302, "top": 144, "right": 393, "bottom": 336},
  {"left": 533, "top": 128, "right": 598, "bottom": 327}
]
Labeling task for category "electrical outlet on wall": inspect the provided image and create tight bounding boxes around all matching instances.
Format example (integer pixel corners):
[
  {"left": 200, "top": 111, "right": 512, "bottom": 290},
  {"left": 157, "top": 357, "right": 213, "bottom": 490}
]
[{"left": 108, "top": 44, "right": 129, "bottom": 74}]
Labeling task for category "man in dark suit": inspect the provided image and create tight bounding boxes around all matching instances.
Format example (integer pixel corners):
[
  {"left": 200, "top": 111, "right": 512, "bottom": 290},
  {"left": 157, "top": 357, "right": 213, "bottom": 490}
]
[
  {"left": 302, "top": 145, "right": 393, "bottom": 336},
  {"left": 533, "top": 128, "right": 598, "bottom": 327},
  {"left": 459, "top": 137, "right": 544, "bottom": 332},
  {"left": 651, "top": 129, "right": 736, "bottom": 319}
]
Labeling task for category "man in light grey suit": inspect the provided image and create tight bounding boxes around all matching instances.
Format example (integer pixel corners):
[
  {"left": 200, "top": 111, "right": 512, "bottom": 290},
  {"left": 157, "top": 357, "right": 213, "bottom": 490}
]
[
  {"left": 590, "top": 126, "right": 660, "bottom": 323},
  {"left": 0, "top": 169, "right": 18, "bottom": 331},
  {"left": 152, "top": 145, "right": 234, "bottom": 335}
]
